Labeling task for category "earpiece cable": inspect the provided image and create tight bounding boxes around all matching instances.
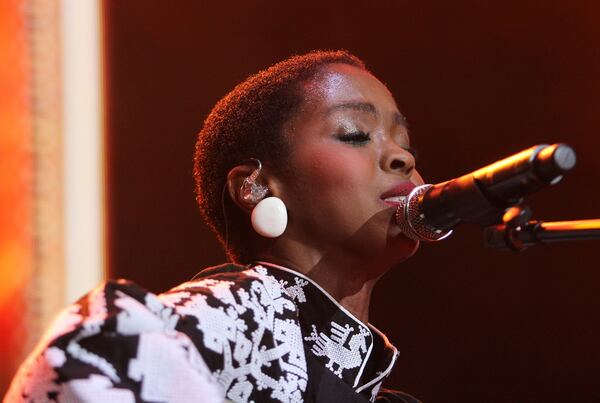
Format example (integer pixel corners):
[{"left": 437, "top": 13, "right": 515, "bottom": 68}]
[{"left": 191, "top": 159, "right": 260, "bottom": 281}]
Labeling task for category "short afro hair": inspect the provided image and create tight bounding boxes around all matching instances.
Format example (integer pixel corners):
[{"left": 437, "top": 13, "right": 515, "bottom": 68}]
[{"left": 194, "top": 50, "right": 366, "bottom": 262}]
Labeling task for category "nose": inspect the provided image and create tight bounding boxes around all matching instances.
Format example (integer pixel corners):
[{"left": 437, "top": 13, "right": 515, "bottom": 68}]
[{"left": 381, "top": 141, "right": 416, "bottom": 177}]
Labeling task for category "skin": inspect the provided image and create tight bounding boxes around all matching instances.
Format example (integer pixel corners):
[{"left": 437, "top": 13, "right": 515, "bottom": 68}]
[{"left": 228, "top": 63, "right": 424, "bottom": 323}]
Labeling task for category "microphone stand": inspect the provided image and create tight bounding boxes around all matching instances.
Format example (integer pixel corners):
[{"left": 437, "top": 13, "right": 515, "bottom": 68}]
[{"left": 483, "top": 205, "right": 600, "bottom": 251}]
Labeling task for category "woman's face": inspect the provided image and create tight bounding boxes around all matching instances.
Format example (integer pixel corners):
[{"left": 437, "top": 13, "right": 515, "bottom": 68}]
[{"left": 275, "top": 63, "right": 424, "bottom": 266}]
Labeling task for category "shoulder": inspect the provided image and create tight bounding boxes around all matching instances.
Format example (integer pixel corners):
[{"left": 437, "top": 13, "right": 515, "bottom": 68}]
[
  {"left": 27, "top": 278, "right": 169, "bottom": 348},
  {"left": 7, "top": 265, "right": 307, "bottom": 402},
  {"left": 160, "top": 263, "right": 297, "bottom": 316},
  {"left": 6, "top": 278, "right": 223, "bottom": 402}
]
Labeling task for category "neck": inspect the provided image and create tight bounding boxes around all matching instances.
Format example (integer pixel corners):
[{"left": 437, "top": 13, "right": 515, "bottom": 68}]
[{"left": 255, "top": 238, "right": 392, "bottom": 323}]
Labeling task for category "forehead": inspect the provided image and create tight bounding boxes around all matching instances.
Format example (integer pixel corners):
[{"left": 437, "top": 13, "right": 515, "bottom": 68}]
[{"left": 302, "top": 64, "right": 398, "bottom": 111}]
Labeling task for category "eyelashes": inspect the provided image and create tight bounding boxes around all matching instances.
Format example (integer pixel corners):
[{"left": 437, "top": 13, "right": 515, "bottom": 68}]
[
  {"left": 336, "top": 131, "right": 371, "bottom": 146},
  {"left": 335, "top": 131, "right": 420, "bottom": 161}
]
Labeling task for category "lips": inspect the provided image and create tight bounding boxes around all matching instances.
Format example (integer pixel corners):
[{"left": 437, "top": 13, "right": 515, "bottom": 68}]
[{"left": 380, "top": 181, "right": 417, "bottom": 207}]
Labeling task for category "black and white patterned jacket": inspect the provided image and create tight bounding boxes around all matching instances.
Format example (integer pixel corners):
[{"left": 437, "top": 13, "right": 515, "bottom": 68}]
[{"left": 6, "top": 262, "right": 420, "bottom": 402}]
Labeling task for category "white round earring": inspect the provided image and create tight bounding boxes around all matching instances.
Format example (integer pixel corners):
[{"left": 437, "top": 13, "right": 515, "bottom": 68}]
[
  {"left": 251, "top": 196, "right": 288, "bottom": 238},
  {"left": 239, "top": 158, "right": 288, "bottom": 238}
]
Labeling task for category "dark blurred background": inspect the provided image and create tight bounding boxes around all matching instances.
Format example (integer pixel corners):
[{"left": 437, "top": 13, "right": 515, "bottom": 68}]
[{"left": 104, "top": 1, "right": 600, "bottom": 401}]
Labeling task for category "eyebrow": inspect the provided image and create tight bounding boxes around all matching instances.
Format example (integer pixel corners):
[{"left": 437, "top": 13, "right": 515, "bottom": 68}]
[
  {"left": 327, "top": 101, "right": 377, "bottom": 115},
  {"left": 326, "top": 101, "right": 408, "bottom": 128}
]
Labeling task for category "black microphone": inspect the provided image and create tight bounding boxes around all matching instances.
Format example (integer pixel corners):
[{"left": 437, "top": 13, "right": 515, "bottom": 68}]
[{"left": 395, "top": 143, "right": 577, "bottom": 241}]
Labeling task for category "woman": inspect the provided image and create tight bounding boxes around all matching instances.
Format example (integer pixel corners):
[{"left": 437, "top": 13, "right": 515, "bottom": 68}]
[{"left": 7, "top": 50, "right": 422, "bottom": 402}]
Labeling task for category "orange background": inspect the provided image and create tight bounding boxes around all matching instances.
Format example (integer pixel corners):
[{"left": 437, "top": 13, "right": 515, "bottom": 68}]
[{"left": 0, "top": 0, "right": 32, "bottom": 394}]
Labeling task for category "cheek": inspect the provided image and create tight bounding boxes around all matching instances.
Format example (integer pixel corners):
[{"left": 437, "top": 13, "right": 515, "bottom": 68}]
[{"left": 291, "top": 144, "right": 373, "bottom": 196}]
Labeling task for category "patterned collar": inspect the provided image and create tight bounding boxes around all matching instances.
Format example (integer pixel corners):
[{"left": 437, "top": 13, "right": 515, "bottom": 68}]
[{"left": 252, "top": 261, "right": 399, "bottom": 399}]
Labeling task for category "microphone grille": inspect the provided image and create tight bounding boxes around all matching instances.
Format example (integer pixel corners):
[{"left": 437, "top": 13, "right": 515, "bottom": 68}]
[{"left": 395, "top": 184, "right": 453, "bottom": 242}]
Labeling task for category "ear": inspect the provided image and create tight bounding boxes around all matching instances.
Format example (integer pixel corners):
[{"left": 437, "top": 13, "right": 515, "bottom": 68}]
[{"left": 227, "top": 163, "right": 268, "bottom": 215}]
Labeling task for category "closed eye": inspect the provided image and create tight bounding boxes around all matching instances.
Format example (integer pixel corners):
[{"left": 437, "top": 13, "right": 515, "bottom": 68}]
[{"left": 336, "top": 131, "right": 371, "bottom": 146}]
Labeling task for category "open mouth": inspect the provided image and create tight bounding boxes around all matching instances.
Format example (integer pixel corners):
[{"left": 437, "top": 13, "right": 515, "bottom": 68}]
[
  {"left": 380, "top": 181, "right": 416, "bottom": 207},
  {"left": 382, "top": 195, "right": 407, "bottom": 207}
]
